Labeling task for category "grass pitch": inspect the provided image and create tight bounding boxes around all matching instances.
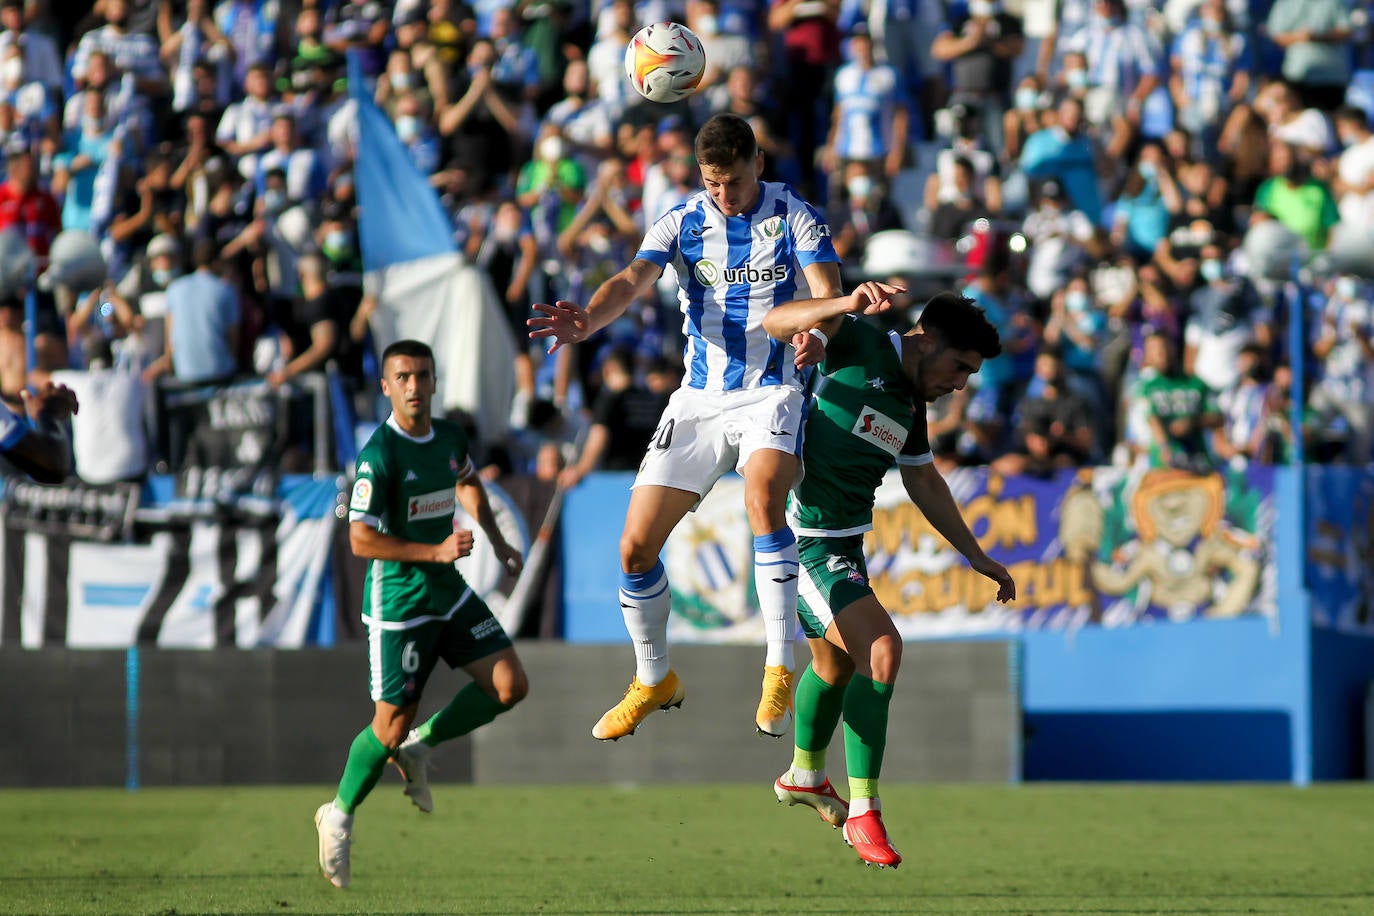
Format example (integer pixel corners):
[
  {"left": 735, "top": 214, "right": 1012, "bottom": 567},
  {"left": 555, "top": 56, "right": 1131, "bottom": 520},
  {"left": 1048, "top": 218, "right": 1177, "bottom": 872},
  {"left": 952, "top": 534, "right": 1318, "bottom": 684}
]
[{"left": 1, "top": 783, "right": 1373, "bottom": 915}]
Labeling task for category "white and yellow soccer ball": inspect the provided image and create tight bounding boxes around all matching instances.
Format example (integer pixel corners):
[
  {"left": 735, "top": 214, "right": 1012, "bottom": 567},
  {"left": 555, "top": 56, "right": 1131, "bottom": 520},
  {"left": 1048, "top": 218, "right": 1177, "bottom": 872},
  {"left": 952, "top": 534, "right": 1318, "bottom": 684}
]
[{"left": 624, "top": 22, "right": 706, "bottom": 104}]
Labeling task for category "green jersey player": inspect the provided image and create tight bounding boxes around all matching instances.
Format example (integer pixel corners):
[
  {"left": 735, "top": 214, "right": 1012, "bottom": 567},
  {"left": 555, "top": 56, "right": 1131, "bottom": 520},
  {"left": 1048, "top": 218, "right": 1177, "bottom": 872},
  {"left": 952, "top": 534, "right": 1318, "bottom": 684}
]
[
  {"left": 762, "top": 290, "right": 1017, "bottom": 868},
  {"left": 315, "top": 340, "right": 528, "bottom": 889}
]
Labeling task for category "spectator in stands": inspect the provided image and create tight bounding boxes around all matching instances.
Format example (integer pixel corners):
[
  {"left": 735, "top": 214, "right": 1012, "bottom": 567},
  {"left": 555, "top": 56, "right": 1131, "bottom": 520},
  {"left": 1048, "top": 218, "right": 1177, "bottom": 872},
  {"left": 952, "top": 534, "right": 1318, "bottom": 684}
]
[
  {"left": 1252, "top": 80, "right": 1336, "bottom": 156},
  {"left": 1308, "top": 275, "right": 1374, "bottom": 465},
  {"left": 1110, "top": 145, "right": 1171, "bottom": 260},
  {"left": 586, "top": 0, "right": 636, "bottom": 118},
  {"left": 558, "top": 346, "right": 675, "bottom": 487},
  {"left": 1253, "top": 141, "right": 1340, "bottom": 252},
  {"left": 930, "top": 0, "right": 1023, "bottom": 157},
  {"left": 1168, "top": 0, "right": 1251, "bottom": 160},
  {"left": 1057, "top": 0, "right": 1161, "bottom": 160},
  {"left": 391, "top": 89, "right": 441, "bottom": 178},
  {"left": 437, "top": 39, "right": 523, "bottom": 196},
  {"left": 107, "top": 144, "right": 184, "bottom": 278},
  {"left": 1265, "top": 0, "right": 1353, "bottom": 112},
  {"left": 687, "top": 0, "right": 754, "bottom": 99},
  {"left": 1042, "top": 275, "right": 1108, "bottom": 428},
  {"left": 1020, "top": 94, "right": 1102, "bottom": 225},
  {"left": 70, "top": 0, "right": 167, "bottom": 100},
  {"left": 1130, "top": 331, "right": 1221, "bottom": 472},
  {"left": 254, "top": 111, "right": 326, "bottom": 204},
  {"left": 821, "top": 22, "right": 909, "bottom": 194},
  {"left": 268, "top": 252, "right": 341, "bottom": 389},
  {"left": 144, "top": 236, "right": 240, "bottom": 385},
  {"left": 1001, "top": 72, "right": 1048, "bottom": 164},
  {"left": 113, "top": 231, "right": 180, "bottom": 361},
  {"left": 926, "top": 155, "right": 987, "bottom": 242},
  {"left": 767, "top": 0, "right": 842, "bottom": 195},
  {"left": 709, "top": 65, "right": 796, "bottom": 182},
  {"left": 474, "top": 198, "right": 542, "bottom": 407},
  {"left": 542, "top": 58, "right": 615, "bottom": 168},
  {"left": 1331, "top": 106, "right": 1374, "bottom": 237},
  {"left": 924, "top": 107, "right": 1003, "bottom": 222},
  {"left": 1023, "top": 178, "right": 1098, "bottom": 307},
  {"left": 993, "top": 349, "right": 1095, "bottom": 477},
  {"left": 830, "top": 160, "right": 905, "bottom": 257},
  {"left": 1184, "top": 240, "right": 1271, "bottom": 395},
  {"left": 52, "top": 91, "right": 114, "bottom": 234},
  {"left": 1213, "top": 343, "right": 1277, "bottom": 469},
  {"left": 0, "top": 0, "right": 62, "bottom": 94},
  {"left": 216, "top": 62, "right": 276, "bottom": 181}
]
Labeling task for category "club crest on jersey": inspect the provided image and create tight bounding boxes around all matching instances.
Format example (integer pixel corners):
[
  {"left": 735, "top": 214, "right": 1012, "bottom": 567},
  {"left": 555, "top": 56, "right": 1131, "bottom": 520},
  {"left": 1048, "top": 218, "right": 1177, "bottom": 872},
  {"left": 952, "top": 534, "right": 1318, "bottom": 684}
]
[
  {"left": 758, "top": 216, "right": 785, "bottom": 239},
  {"left": 852, "top": 406, "right": 908, "bottom": 457},
  {"left": 693, "top": 258, "right": 790, "bottom": 287},
  {"left": 408, "top": 488, "right": 455, "bottom": 521}
]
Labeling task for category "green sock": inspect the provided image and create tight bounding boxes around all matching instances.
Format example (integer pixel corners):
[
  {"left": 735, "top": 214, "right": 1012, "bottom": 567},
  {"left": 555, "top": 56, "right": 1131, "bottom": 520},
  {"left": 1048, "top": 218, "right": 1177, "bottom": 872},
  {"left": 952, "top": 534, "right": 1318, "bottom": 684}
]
[
  {"left": 335, "top": 726, "right": 392, "bottom": 815},
  {"left": 792, "top": 664, "right": 847, "bottom": 773},
  {"left": 414, "top": 683, "right": 508, "bottom": 746},
  {"left": 843, "top": 674, "right": 893, "bottom": 800}
]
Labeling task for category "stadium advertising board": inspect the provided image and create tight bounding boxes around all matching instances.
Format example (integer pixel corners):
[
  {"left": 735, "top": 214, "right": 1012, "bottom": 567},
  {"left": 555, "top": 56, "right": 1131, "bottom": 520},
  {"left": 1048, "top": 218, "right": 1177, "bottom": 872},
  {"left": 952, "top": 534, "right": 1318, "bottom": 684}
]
[
  {"left": 0, "top": 476, "right": 340, "bottom": 648},
  {"left": 664, "top": 466, "right": 1277, "bottom": 643},
  {"left": 1305, "top": 464, "right": 1374, "bottom": 632}
]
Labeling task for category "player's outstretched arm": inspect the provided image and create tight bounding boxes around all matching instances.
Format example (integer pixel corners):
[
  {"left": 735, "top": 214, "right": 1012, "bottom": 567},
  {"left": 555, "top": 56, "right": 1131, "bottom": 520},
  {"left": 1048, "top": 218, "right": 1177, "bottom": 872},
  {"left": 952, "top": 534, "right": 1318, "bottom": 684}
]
[
  {"left": 900, "top": 462, "right": 1016, "bottom": 604},
  {"left": 762, "top": 279, "right": 906, "bottom": 342},
  {"left": 349, "top": 521, "right": 472, "bottom": 565},
  {"left": 527, "top": 259, "right": 662, "bottom": 354},
  {"left": 455, "top": 471, "right": 524, "bottom": 578}
]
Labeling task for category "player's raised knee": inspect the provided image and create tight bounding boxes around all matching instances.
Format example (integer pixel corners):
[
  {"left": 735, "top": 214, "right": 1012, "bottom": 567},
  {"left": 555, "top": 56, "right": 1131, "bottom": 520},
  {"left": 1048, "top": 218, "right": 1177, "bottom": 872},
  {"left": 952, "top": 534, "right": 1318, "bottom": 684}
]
[{"left": 869, "top": 634, "right": 903, "bottom": 684}]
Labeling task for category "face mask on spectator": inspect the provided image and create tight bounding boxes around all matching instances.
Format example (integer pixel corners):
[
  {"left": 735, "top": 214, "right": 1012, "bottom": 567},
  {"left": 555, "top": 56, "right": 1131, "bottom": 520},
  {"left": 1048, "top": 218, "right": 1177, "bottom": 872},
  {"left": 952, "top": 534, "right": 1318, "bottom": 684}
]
[
  {"left": 81, "top": 116, "right": 104, "bottom": 136},
  {"left": 152, "top": 267, "right": 175, "bottom": 286},
  {"left": 969, "top": 0, "right": 996, "bottom": 16},
  {"left": 697, "top": 13, "right": 718, "bottom": 35},
  {"left": 847, "top": 175, "right": 872, "bottom": 200},
  {"left": 587, "top": 230, "right": 611, "bottom": 254},
  {"left": 1138, "top": 160, "right": 1156, "bottom": 180},
  {"left": 263, "top": 189, "right": 286, "bottom": 213},
  {"left": 1066, "top": 69, "right": 1088, "bottom": 91},
  {"left": 392, "top": 71, "right": 411, "bottom": 91},
  {"left": 1201, "top": 16, "right": 1222, "bottom": 33},
  {"left": 396, "top": 114, "right": 419, "bottom": 143},
  {"left": 1015, "top": 87, "right": 1038, "bottom": 111},
  {"left": 1065, "top": 290, "right": 1089, "bottom": 312},
  {"left": 1336, "top": 277, "right": 1359, "bottom": 300},
  {"left": 1200, "top": 259, "right": 1224, "bottom": 283}
]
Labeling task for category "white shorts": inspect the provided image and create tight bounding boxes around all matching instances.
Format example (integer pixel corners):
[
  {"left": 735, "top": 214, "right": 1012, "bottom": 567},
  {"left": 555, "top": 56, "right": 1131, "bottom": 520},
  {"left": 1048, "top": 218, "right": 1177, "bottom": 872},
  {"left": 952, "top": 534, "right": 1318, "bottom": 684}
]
[{"left": 633, "top": 385, "right": 806, "bottom": 498}]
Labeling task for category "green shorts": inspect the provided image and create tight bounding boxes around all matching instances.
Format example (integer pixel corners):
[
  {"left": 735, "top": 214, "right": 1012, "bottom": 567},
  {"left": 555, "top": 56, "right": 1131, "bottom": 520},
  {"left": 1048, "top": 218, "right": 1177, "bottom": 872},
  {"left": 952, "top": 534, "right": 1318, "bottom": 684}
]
[
  {"left": 365, "top": 588, "right": 512, "bottom": 706},
  {"left": 796, "top": 534, "right": 874, "bottom": 640}
]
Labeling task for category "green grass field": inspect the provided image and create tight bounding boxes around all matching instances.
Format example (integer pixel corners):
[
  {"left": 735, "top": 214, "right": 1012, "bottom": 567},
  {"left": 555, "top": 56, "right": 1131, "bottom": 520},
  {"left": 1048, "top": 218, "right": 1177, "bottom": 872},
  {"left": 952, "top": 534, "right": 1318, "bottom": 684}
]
[{"left": 2, "top": 784, "right": 1373, "bottom": 915}]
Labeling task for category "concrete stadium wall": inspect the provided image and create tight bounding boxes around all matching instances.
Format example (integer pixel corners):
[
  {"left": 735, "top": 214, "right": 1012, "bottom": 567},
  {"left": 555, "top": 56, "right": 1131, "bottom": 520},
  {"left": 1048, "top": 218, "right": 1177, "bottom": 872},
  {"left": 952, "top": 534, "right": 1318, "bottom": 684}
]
[{"left": 0, "top": 641, "right": 1018, "bottom": 788}]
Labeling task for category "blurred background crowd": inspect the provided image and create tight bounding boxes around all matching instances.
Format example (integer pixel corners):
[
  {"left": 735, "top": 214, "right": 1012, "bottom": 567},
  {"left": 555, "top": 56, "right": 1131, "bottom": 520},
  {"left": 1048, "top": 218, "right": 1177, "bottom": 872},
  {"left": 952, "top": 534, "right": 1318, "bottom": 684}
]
[{"left": 2, "top": 0, "right": 1372, "bottom": 490}]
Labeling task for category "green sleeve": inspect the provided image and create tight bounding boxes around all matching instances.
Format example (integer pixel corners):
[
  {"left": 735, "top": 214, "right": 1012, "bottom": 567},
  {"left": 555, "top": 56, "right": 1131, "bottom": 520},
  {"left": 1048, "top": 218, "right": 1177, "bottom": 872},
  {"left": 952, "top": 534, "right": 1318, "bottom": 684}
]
[{"left": 349, "top": 438, "right": 390, "bottom": 522}]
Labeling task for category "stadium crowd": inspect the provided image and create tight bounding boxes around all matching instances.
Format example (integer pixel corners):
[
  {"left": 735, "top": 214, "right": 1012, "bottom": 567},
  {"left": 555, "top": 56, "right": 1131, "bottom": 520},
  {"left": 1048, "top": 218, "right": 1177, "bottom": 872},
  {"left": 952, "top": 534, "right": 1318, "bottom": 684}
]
[{"left": 1, "top": 0, "right": 1372, "bottom": 487}]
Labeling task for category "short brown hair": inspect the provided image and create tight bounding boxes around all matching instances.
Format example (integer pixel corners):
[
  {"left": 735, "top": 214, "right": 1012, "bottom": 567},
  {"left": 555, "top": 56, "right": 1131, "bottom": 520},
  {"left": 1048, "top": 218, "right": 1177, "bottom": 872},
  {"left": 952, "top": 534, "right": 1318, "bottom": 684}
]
[{"left": 694, "top": 113, "right": 757, "bottom": 169}]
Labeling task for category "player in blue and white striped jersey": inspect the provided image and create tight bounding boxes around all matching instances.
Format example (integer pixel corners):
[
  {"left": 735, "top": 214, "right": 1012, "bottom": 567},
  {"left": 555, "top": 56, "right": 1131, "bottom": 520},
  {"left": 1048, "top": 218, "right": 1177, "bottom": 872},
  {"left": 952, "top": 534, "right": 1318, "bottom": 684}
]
[{"left": 530, "top": 113, "right": 893, "bottom": 743}]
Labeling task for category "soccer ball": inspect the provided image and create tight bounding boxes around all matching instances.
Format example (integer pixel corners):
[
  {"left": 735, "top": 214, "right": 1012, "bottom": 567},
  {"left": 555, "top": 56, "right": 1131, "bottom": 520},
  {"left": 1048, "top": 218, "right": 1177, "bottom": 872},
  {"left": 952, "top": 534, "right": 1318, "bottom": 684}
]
[{"left": 624, "top": 22, "right": 706, "bottom": 104}]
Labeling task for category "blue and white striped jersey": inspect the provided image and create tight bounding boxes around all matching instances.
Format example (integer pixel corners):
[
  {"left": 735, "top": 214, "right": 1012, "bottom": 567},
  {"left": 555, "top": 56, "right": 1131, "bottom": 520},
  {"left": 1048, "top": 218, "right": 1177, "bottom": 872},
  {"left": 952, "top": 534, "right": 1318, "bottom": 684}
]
[{"left": 634, "top": 182, "right": 839, "bottom": 392}]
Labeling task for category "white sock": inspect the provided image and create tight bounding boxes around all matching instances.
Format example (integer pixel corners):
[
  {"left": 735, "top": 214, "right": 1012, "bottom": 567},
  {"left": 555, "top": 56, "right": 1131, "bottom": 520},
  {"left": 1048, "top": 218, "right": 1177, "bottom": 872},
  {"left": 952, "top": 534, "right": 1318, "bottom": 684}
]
[
  {"left": 849, "top": 796, "right": 881, "bottom": 817},
  {"left": 326, "top": 800, "right": 355, "bottom": 828},
  {"left": 619, "top": 560, "right": 671, "bottom": 685},
  {"left": 754, "top": 528, "right": 799, "bottom": 669},
  {"left": 788, "top": 767, "right": 826, "bottom": 788}
]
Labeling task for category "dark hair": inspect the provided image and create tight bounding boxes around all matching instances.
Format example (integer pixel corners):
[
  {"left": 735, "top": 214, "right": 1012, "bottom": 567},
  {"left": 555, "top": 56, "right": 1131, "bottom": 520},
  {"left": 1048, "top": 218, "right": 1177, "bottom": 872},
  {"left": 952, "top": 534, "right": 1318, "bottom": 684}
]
[
  {"left": 917, "top": 291, "right": 1003, "bottom": 359},
  {"left": 190, "top": 237, "right": 218, "bottom": 269},
  {"left": 381, "top": 339, "right": 435, "bottom": 369},
  {"left": 695, "top": 113, "right": 757, "bottom": 169},
  {"left": 1333, "top": 105, "right": 1370, "bottom": 128}
]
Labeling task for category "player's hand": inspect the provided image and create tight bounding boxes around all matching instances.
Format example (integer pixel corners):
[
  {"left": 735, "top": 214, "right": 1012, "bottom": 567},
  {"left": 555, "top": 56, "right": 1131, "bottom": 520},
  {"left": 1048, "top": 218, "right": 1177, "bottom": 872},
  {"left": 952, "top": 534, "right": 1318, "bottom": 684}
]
[
  {"left": 527, "top": 300, "right": 590, "bottom": 354},
  {"left": 845, "top": 281, "right": 905, "bottom": 316},
  {"left": 791, "top": 329, "right": 825, "bottom": 370},
  {"left": 21, "top": 382, "right": 79, "bottom": 424},
  {"left": 433, "top": 529, "right": 475, "bottom": 563},
  {"left": 493, "top": 540, "right": 524, "bottom": 577},
  {"left": 971, "top": 554, "right": 1016, "bottom": 603}
]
